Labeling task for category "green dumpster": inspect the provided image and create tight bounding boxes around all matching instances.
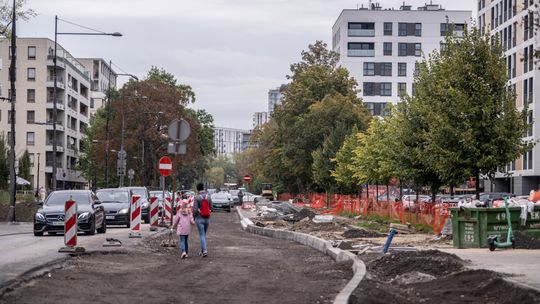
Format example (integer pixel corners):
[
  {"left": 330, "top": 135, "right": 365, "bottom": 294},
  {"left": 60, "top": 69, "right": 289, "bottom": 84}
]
[{"left": 451, "top": 206, "right": 540, "bottom": 248}]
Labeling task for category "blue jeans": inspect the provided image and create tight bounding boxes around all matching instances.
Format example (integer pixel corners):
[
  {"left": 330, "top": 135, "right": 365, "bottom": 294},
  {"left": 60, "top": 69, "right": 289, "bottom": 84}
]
[
  {"left": 195, "top": 217, "right": 210, "bottom": 253},
  {"left": 179, "top": 235, "right": 188, "bottom": 254}
]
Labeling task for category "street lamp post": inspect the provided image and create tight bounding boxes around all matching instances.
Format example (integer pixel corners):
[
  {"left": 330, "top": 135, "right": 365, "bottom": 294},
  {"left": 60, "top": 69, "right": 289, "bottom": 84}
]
[
  {"left": 7, "top": 0, "right": 17, "bottom": 223},
  {"left": 52, "top": 16, "right": 121, "bottom": 191}
]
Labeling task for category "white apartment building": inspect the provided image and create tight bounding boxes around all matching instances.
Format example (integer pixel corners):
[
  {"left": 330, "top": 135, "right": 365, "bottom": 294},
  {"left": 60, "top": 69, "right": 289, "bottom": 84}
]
[
  {"left": 253, "top": 111, "right": 268, "bottom": 128},
  {"left": 268, "top": 84, "right": 287, "bottom": 114},
  {"left": 0, "top": 38, "right": 92, "bottom": 190},
  {"left": 213, "top": 127, "right": 251, "bottom": 156},
  {"left": 332, "top": 3, "right": 471, "bottom": 115},
  {"left": 479, "top": 0, "right": 540, "bottom": 195},
  {"left": 77, "top": 58, "right": 116, "bottom": 120}
]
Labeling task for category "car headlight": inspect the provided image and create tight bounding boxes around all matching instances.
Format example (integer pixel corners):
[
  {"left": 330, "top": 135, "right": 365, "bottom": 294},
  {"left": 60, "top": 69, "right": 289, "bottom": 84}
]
[
  {"left": 78, "top": 212, "right": 90, "bottom": 220},
  {"left": 35, "top": 212, "right": 45, "bottom": 221},
  {"left": 142, "top": 202, "right": 150, "bottom": 209},
  {"left": 118, "top": 208, "right": 129, "bottom": 215}
]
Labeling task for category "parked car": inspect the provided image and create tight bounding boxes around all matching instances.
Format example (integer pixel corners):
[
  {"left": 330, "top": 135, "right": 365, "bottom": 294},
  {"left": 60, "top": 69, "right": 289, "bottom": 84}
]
[
  {"left": 478, "top": 192, "right": 515, "bottom": 207},
  {"left": 401, "top": 195, "right": 432, "bottom": 211},
  {"left": 96, "top": 188, "right": 132, "bottom": 227},
  {"left": 34, "top": 190, "right": 106, "bottom": 236},
  {"left": 126, "top": 187, "right": 151, "bottom": 223},
  {"left": 244, "top": 192, "right": 262, "bottom": 203},
  {"left": 210, "top": 192, "right": 232, "bottom": 213},
  {"left": 149, "top": 190, "right": 173, "bottom": 216},
  {"left": 230, "top": 189, "right": 240, "bottom": 205},
  {"left": 377, "top": 193, "right": 400, "bottom": 202}
]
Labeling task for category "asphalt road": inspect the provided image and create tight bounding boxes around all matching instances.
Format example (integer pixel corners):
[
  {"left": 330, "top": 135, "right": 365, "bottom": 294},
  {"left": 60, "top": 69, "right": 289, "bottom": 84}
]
[{"left": 1, "top": 211, "right": 353, "bottom": 304}]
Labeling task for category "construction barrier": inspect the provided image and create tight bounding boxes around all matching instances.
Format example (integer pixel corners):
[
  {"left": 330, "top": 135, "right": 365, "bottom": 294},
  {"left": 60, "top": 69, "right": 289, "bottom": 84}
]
[
  {"left": 242, "top": 201, "right": 255, "bottom": 209},
  {"left": 64, "top": 199, "right": 77, "bottom": 247},
  {"left": 280, "top": 192, "right": 450, "bottom": 235},
  {"left": 164, "top": 197, "right": 172, "bottom": 224},
  {"left": 149, "top": 196, "right": 158, "bottom": 231},
  {"left": 129, "top": 194, "right": 142, "bottom": 238}
]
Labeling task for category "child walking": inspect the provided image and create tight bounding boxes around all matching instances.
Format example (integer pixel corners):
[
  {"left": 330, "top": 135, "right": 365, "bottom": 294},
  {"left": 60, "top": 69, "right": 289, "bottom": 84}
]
[{"left": 172, "top": 199, "right": 195, "bottom": 258}]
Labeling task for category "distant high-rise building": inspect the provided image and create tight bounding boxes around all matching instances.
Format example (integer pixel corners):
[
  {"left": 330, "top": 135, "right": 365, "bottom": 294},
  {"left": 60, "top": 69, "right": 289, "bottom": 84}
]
[
  {"left": 332, "top": 3, "right": 471, "bottom": 116},
  {"left": 77, "top": 58, "right": 117, "bottom": 120},
  {"left": 213, "top": 127, "right": 251, "bottom": 156},
  {"left": 253, "top": 111, "right": 268, "bottom": 128},
  {"left": 268, "top": 84, "right": 287, "bottom": 114}
]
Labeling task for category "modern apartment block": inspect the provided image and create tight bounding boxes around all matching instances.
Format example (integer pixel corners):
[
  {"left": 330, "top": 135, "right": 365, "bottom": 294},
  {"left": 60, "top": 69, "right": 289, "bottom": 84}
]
[
  {"left": 332, "top": 3, "right": 471, "bottom": 115},
  {"left": 77, "top": 58, "right": 116, "bottom": 120},
  {"left": 479, "top": 0, "right": 540, "bottom": 194},
  {"left": 213, "top": 127, "right": 251, "bottom": 156},
  {"left": 253, "top": 111, "right": 268, "bottom": 128},
  {"left": 268, "top": 84, "right": 287, "bottom": 114},
  {"left": 0, "top": 38, "right": 93, "bottom": 190}
]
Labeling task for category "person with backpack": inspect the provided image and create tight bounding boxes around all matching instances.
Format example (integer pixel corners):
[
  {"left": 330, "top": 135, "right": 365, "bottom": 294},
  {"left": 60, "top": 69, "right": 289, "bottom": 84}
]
[
  {"left": 171, "top": 199, "right": 195, "bottom": 259},
  {"left": 193, "top": 183, "right": 213, "bottom": 257}
]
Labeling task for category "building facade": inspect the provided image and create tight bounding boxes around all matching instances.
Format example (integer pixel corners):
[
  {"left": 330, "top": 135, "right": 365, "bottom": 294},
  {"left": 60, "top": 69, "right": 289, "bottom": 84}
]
[
  {"left": 268, "top": 84, "right": 287, "bottom": 114},
  {"left": 253, "top": 111, "right": 268, "bottom": 128},
  {"left": 332, "top": 4, "right": 471, "bottom": 115},
  {"left": 479, "top": 0, "right": 540, "bottom": 194},
  {"left": 213, "top": 127, "right": 251, "bottom": 156},
  {"left": 0, "top": 38, "right": 93, "bottom": 190},
  {"left": 77, "top": 58, "right": 116, "bottom": 120}
]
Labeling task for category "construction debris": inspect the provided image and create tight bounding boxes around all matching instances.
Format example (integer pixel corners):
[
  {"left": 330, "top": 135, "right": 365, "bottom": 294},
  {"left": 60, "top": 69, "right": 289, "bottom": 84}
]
[{"left": 389, "top": 223, "right": 413, "bottom": 234}]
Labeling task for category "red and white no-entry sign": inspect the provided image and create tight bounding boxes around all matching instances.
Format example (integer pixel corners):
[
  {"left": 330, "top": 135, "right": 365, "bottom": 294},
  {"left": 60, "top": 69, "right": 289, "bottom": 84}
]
[
  {"left": 159, "top": 156, "right": 172, "bottom": 177},
  {"left": 243, "top": 175, "right": 251, "bottom": 182}
]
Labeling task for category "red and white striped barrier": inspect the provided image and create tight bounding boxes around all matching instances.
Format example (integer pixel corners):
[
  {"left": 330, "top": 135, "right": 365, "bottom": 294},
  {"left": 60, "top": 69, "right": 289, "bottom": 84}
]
[
  {"left": 58, "top": 199, "right": 85, "bottom": 253},
  {"left": 64, "top": 199, "right": 77, "bottom": 247},
  {"left": 242, "top": 201, "right": 255, "bottom": 209},
  {"left": 149, "top": 196, "right": 158, "bottom": 231},
  {"left": 129, "top": 194, "right": 142, "bottom": 238},
  {"left": 164, "top": 197, "right": 172, "bottom": 224}
]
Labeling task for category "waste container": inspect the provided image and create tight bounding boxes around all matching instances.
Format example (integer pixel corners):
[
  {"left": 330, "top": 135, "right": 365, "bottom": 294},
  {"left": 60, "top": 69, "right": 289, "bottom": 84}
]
[{"left": 451, "top": 206, "right": 540, "bottom": 248}]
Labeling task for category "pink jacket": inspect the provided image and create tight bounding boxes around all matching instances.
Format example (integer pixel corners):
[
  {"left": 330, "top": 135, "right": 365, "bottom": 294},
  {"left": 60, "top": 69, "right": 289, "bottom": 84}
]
[{"left": 172, "top": 213, "right": 195, "bottom": 236}]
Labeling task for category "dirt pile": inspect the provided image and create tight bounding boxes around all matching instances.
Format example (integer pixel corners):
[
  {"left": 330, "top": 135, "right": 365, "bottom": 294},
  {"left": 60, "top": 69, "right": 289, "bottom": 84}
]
[
  {"left": 513, "top": 232, "right": 540, "bottom": 249},
  {"left": 292, "top": 208, "right": 316, "bottom": 221},
  {"left": 343, "top": 228, "right": 386, "bottom": 238},
  {"left": 0, "top": 202, "right": 39, "bottom": 222},
  {"left": 350, "top": 250, "right": 540, "bottom": 304}
]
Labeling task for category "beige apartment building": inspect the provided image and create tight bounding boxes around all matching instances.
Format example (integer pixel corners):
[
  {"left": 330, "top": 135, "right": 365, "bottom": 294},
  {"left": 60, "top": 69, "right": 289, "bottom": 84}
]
[
  {"left": 0, "top": 38, "right": 110, "bottom": 190},
  {"left": 77, "top": 58, "right": 116, "bottom": 119},
  {"left": 478, "top": 0, "right": 540, "bottom": 194}
]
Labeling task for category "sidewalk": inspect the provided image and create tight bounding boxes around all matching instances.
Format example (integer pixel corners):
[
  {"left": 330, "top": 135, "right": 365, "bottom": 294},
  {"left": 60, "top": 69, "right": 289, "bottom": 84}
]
[
  {"left": 442, "top": 248, "right": 540, "bottom": 291},
  {"left": 0, "top": 222, "right": 33, "bottom": 237}
]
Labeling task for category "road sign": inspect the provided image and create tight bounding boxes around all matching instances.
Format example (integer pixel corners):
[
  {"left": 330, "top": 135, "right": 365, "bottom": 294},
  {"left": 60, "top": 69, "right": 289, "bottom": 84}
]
[
  {"left": 168, "top": 119, "right": 191, "bottom": 141},
  {"left": 128, "top": 169, "right": 135, "bottom": 179},
  {"left": 159, "top": 156, "right": 173, "bottom": 177},
  {"left": 243, "top": 175, "right": 251, "bottom": 182},
  {"left": 167, "top": 142, "right": 186, "bottom": 155}
]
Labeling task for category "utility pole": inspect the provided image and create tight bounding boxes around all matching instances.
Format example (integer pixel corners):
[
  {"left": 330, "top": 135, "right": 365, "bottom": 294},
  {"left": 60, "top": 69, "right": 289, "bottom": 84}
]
[
  {"left": 104, "top": 60, "right": 112, "bottom": 188},
  {"left": 36, "top": 153, "right": 40, "bottom": 191},
  {"left": 8, "top": 0, "right": 17, "bottom": 223}
]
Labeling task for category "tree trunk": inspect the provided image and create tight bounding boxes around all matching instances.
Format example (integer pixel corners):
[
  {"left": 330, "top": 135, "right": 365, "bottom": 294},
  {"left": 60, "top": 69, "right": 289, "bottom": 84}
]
[
  {"left": 386, "top": 183, "right": 390, "bottom": 201},
  {"left": 376, "top": 184, "right": 379, "bottom": 203},
  {"left": 475, "top": 171, "right": 480, "bottom": 200},
  {"left": 431, "top": 185, "right": 437, "bottom": 203},
  {"left": 450, "top": 185, "right": 455, "bottom": 197},
  {"left": 399, "top": 182, "right": 403, "bottom": 201}
]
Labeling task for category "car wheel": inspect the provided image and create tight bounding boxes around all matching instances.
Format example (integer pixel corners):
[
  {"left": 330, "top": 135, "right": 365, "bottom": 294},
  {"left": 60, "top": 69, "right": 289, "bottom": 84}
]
[
  {"left": 34, "top": 231, "right": 43, "bottom": 236},
  {"left": 86, "top": 218, "right": 96, "bottom": 235},
  {"left": 97, "top": 217, "right": 107, "bottom": 234}
]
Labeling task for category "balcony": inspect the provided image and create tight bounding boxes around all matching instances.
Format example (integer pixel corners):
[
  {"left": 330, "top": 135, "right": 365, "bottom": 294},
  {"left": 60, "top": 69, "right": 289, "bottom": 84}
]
[
  {"left": 45, "top": 122, "right": 64, "bottom": 132},
  {"left": 46, "top": 99, "right": 65, "bottom": 111},
  {"left": 348, "top": 49, "right": 375, "bottom": 57},
  {"left": 46, "top": 55, "right": 66, "bottom": 69},
  {"left": 45, "top": 144, "right": 64, "bottom": 153},
  {"left": 46, "top": 77, "right": 65, "bottom": 90},
  {"left": 347, "top": 29, "right": 375, "bottom": 37}
]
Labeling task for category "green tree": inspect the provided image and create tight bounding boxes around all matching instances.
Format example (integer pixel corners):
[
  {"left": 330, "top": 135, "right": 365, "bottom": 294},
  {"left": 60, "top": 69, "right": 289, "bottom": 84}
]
[
  {"left": 206, "top": 167, "right": 225, "bottom": 189},
  {"left": 0, "top": 0, "right": 36, "bottom": 38},
  {"left": 17, "top": 149, "right": 31, "bottom": 185},
  {"left": 331, "top": 127, "right": 362, "bottom": 193}
]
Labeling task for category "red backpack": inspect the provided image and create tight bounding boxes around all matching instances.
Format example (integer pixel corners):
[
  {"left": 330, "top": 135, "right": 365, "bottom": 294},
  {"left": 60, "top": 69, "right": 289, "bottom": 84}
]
[{"left": 199, "top": 195, "right": 211, "bottom": 218}]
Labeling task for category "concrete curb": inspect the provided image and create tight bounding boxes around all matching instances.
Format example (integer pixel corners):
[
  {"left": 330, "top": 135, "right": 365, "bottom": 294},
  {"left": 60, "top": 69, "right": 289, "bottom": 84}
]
[{"left": 236, "top": 207, "right": 366, "bottom": 304}]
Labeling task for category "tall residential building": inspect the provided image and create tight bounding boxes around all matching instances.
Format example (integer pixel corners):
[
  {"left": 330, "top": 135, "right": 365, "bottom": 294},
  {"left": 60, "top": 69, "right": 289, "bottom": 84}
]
[
  {"left": 213, "top": 127, "right": 251, "bottom": 156},
  {"left": 479, "top": 0, "right": 540, "bottom": 194},
  {"left": 253, "top": 111, "right": 268, "bottom": 128},
  {"left": 332, "top": 3, "right": 471, "bottom": 115},
  {"left": 268, "top": 84, "right": 287, "bottom": 114},
  {"left": 77, "top": 58, "right": 116, "bottom": 119},
  {"left": 0, "top": 38, "right": 92, "bottom": 190}
]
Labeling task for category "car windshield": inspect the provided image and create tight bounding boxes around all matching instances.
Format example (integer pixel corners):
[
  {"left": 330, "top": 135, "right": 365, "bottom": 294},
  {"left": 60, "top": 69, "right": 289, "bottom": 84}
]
[
  {"left": 96, "top": 190, "right": 129, "bottom": 203},
  {"left": 230, "top": 190, "right": 239, "bottom": 196},
  {"left": 132, "top": 189, "right": 148, "bottom": 198},
  {"left": 45, "top": 192, "right": 89, "bottom": 206},
  {"left": 150, "top": 192, "right": 163, "bottom": 199},
  {"left": 212, "top": 193, "right": 229, "bottom": 200}
]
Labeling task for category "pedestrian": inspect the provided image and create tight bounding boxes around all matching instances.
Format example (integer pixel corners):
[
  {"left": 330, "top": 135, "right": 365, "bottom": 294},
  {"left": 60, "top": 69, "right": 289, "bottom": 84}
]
[
  {"left": 171, "top": 199, "right": 195, "bottom": 259},
  {"left": 193, "top": 182, "right": 212, "bottom": 257},
  {"left": 238, "top": 189, "right": 244, "bottom": 205}
]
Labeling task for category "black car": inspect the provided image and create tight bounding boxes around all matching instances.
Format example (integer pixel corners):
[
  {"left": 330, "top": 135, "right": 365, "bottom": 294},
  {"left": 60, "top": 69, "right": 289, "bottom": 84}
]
[
  {"left": 34, "top": 190, "right": 106, "bottom": 236},
  {"left": 96, "top": 188, "right": 131, "bottom": 227},
  {"left": 126, "top": 187, "right": 151, "bottom": 223},
  {"left": 210, "top": 192, "right": 232, "bottom": 213}
]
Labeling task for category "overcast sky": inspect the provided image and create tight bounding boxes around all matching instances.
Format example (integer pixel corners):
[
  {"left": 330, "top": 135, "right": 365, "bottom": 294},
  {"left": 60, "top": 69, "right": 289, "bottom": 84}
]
[{"left": 19, "top": 0, "right": 475, "bottom": 130}]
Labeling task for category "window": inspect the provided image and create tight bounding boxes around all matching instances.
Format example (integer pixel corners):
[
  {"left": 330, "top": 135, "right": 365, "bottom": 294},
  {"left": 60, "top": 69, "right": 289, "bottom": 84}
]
[
  {"left": 27, "top": 110, "right": 35, "bottom": 123},
  {"left": 26, "top": 132, "right": 35, "bottom": 146},
  {"left": 415, "top": 43, "right": 422, "bottom": 56},
  {"left": 363, "top": 62, "right": 375, "bottom": 76},
  {"left": 27, "top": 89, "right": 35, "bottom": 103},
  {"left": 398, "top": 23, "right": 407, "bottom": 36},
  {"left": 415, "top": 23, "right": 422, "bottom": 36},
  {"left": 27, "top": 68, "right": 36, "bottom": 81},
  {"left": 398, "top": 63, "right": 407, "bottom": 76},
  {"left": 27, "top": 46, "right": 36, "bottom": 60},
  {"left": 90, "top": 98, "right": 95, "bottom": 109},
  {"left": 529, "top": 45, "right": 534, "bottom": 72},
  {"left": 384, "top": 22, "right": 392, "bottom": 35},
  {"left": 381, "top": 63, "right": 392, "bottom": 76},
  {"left": 529, "top": 76, "right": 533, "bottom": 103},
  {"left": 7, "top": 110, "right": 13, "bottom": 123},
  {"left": 348, "top": 42, "right": 374, "bottom": 57},
  {"left": 440, "top": 42, "right": 448, "bottom": 51},
  {"left": 524, "top": 78, "right": 529, "bottom": 104},
  {"left": 528, "top": 110, "right": 533, "bottom": 137},
  {"left": 523, "top": 150, "right": 533, "bottom": 170},
  {"left": 524, "top": 14, "right": 529, "bottom": 40},
  {"left": 348, "top": 22, "right": 375, "bottom": 37},
  {"left": 412, "top": 83, "right": 417, "bottom": 96},
  {"left": 29, "top": 153, "right": 34, "bottom": 167},
  {"left": 363, "top": 82, "right": 375, "bottom": 96},
  {"left": 398, "top": 83, "right": 407, "bottom": 96},
  {"left": 414, "top": 62, "right": 420, "bottom": 76},
  {"left": 383, "top": 42, "right": 392, "bottom": 56},
  {"left": 380, "top": 83, "right": 392, "bottom": 96},
  {"left": 398, "top": 43, "right": 407, "bottom": 56}
]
